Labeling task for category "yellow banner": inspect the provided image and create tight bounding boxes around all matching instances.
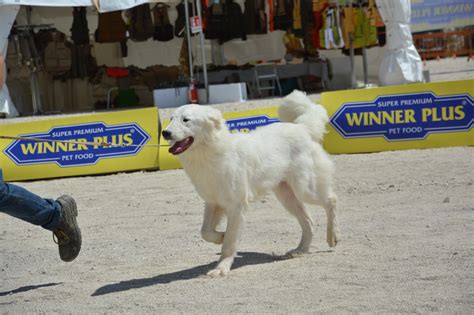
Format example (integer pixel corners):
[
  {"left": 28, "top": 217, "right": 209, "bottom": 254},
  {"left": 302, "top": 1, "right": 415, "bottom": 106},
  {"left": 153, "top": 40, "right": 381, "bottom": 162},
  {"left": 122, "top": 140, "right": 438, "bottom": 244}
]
[
  {"left": 322, "top": 79, "right": 473, "bottom": 154},
  {"left": 0, "top": 107, "right": 160, "bottom": 182},
  {"left": 160, "top": 79, "right": 473, "bottom": 170}
]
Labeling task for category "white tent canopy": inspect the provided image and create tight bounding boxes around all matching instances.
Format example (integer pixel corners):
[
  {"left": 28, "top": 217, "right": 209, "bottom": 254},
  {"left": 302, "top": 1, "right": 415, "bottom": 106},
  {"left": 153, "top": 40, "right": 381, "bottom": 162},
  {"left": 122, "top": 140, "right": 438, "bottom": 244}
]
[
  {"left": 0, "top": 0, "right": 166, "bottom": 12},
  {"left": 0, "top": 5, "right": 20, "bottom": 117},
  {"left": 375, "top": 0, "right": 423, "bottom": 86}
]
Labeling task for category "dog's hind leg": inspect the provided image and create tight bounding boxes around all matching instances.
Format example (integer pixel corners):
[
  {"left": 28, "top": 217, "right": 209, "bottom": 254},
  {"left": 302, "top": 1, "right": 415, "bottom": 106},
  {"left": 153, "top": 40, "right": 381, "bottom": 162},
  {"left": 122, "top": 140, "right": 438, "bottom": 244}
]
[
  {"left": 311, "top": 181, "right": 340, "bottom": 249},
  {"left": 274, "top": 182, "right": 313, "bottom": 257},
  {"left": 201, "top": 203, "right": 225, "bottom": 244},
  {"left": 322, "top": 190, "right": 341, "bottom": 248},
  {"left": 298, "top": 176, "right": 341, "bottom": 249},
  {"left": 207, "top": 209, "right": 245, "bottom": 277}
]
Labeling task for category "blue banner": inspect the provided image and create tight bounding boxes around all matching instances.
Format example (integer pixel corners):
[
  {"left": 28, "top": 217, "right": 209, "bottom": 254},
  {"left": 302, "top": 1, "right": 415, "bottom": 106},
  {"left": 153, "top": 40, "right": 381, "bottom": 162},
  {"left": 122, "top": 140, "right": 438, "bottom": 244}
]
[
  {"left": 411, "top": 0, "right": 474, "bottom": 32},
  {"left": 4, "top": 122, "right": 150, "bottom": 167},
  {"left": 226, "top": 115, "right": 279, "bottom": 132},
  {"left": 330, "top": 92, "right": 473, "bottom": 141}
]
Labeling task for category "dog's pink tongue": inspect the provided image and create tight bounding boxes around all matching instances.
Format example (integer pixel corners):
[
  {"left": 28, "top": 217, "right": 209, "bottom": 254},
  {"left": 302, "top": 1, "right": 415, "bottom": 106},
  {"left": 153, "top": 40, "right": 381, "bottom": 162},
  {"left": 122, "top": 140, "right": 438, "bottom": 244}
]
[{"left": 169, "top": 137, "right": 194, "bottom": 155}]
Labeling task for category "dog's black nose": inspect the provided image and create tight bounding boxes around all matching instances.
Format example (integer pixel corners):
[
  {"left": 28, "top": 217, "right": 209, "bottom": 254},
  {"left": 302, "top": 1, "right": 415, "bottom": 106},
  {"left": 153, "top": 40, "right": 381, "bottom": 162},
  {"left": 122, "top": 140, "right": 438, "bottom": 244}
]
[{"left": 162, "top": 130, "right": 172, "bottom": 139}]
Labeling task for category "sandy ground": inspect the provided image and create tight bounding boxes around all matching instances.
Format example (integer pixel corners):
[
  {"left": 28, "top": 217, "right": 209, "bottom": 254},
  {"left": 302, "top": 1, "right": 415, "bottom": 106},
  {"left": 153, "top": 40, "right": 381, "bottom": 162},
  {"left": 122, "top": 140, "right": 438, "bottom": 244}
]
[
  {"left": 1, "top": 146, "right": 473, "bottom": 313},
  {"left": 1, "top": 57, "right": 474, "bottom": 313}
]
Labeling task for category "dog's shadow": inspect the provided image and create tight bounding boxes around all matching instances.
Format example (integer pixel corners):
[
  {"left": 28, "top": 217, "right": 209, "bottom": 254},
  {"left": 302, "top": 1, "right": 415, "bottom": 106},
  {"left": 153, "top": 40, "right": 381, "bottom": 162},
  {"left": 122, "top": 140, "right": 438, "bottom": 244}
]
[{"left": 92, "top": 251, "right": 279, "bottom": 296}]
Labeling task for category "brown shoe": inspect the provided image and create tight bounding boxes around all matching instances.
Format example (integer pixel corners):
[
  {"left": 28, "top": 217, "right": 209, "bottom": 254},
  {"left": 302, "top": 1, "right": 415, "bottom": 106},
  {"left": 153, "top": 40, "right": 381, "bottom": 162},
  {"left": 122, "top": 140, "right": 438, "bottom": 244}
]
[{"left": 53, "top": 195, "right": 82, "bottom": 262}]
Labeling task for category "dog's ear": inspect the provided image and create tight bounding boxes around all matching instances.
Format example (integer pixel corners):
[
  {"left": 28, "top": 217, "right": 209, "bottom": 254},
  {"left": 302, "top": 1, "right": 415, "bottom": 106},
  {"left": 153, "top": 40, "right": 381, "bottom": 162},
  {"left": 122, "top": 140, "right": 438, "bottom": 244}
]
[{"left": 207, "top": 108, "right": 224, "bottom": 129}]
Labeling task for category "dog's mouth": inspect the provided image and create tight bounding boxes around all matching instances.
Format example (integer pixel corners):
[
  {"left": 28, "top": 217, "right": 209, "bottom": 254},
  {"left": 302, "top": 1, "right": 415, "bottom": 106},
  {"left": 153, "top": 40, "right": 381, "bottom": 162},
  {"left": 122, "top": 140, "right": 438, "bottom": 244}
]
[{"left": 168, "top": 137, "right": 194, "bottom": 155}]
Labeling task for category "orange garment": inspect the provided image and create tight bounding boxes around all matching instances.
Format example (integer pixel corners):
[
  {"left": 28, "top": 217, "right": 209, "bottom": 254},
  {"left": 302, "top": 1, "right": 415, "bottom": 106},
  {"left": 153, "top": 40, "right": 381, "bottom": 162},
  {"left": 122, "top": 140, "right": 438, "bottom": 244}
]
[
  {"left": 293, "top": 0, "right": 302, "bottom": 30},
  {"left": 368, "top": 0, "right": 384, "bottom": 27},
  {"left": 312, "top": 0, "right": 328, "bottom": 12}
]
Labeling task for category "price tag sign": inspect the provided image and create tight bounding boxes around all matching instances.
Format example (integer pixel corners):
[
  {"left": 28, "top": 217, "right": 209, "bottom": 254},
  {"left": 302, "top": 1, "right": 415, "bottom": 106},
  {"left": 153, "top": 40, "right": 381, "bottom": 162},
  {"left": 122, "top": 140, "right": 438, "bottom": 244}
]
[{"left": 190, "top": 16, "right": 202, "bottom": 34}]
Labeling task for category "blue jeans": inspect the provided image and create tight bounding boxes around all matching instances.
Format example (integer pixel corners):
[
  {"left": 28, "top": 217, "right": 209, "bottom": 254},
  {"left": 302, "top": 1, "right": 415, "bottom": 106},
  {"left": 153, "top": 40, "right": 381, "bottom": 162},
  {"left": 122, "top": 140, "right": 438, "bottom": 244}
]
[{"left": 0, "top": 170, "right": 61, "bottom": 231}]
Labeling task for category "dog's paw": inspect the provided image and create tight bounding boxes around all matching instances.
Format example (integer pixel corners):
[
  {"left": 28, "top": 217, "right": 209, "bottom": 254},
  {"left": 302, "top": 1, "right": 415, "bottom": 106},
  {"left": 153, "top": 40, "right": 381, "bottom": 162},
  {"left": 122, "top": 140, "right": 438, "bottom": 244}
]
[
  {"left": 206, "top": 257, "right": 233, "bottom": 277},
  {"left": 207, "top": 266, "right": 230, "bottom": 277},
  {"left": 327, "top": 226, "right": 341, "bottom": 248}
]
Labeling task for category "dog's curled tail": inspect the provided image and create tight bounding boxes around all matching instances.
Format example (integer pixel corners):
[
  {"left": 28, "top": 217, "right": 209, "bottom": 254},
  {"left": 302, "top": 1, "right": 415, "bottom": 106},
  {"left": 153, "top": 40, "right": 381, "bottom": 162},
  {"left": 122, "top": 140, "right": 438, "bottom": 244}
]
[{"left": 278, "top": 90, "right": 329, "bottom": 143}]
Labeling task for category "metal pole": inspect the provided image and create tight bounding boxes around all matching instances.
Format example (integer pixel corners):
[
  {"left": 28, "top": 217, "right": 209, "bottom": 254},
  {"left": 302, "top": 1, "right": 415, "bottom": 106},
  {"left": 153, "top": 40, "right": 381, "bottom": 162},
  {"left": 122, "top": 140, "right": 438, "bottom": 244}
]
[
  {"left": 362, "top": 47, "right": 368, "bottom": 87},
  {"left": 349, "top": 2, "right": 356, "bottom": 89},
  {"left": 349, "top": 33, "right": 356, "bottom": 89},
  {"left": 26, "top": 6, "right": 42, "bottom": 114},
  {"left": 195, "top": 0, "right": 209, "bottom": 103},
  {"left": 183, "top": 0, "right": 194, "bottom": 81}
]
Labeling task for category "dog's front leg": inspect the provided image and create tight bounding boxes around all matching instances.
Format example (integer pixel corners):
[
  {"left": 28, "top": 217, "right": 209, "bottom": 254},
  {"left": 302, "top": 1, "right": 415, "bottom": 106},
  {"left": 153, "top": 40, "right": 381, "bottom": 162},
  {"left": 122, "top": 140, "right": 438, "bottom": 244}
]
[
  {"left": 201, "top": 203, "right": 225, "bottom": 244},
  {"left": 207, "top": 210, "right": 244, "bottom": 277}
]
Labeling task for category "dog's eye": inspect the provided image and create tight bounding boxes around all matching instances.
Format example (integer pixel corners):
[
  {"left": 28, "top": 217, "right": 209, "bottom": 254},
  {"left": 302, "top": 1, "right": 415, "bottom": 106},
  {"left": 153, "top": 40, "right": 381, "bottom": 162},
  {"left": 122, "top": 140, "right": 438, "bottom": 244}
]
[{"left": 183, "top": 118, "right": 190, "bottom": 123}]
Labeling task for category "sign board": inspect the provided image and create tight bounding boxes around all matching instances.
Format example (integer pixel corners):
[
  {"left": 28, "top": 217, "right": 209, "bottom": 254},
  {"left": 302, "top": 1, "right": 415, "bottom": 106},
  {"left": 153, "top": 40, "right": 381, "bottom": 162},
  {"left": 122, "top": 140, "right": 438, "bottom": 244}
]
[
  {"left": 0, "top": 107, "right": 160, "bottom": 181},
  {"left": 190, "top": 16, "right": 202, "bottom": 34},
  {"left": 411, "top": 0, "right": 474, "bottom": 33},
  {"left": 323, "top": 79, "right": 473, "bottom": 153},
  {"left": 160, "top": 79, "right": 473, "bottom": 170}
]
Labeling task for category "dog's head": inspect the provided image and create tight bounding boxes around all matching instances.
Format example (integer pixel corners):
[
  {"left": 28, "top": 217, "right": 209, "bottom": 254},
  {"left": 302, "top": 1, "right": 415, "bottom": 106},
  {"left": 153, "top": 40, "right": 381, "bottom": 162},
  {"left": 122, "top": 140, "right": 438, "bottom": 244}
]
[{"left": 162, "top": 105, "right": 225, "bottom": 155}]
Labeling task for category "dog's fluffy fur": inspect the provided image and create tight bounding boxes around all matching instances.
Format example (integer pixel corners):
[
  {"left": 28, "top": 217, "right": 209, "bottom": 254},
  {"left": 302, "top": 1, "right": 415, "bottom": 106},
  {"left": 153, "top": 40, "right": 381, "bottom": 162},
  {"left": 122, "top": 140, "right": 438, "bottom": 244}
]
[{"left": 163, "top": 90, "right": 340, "bottom": 276}]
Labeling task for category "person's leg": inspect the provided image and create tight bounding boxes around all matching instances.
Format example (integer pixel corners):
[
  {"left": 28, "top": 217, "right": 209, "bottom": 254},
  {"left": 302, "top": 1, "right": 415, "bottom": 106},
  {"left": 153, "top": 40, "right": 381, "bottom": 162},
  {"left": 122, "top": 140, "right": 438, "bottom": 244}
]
[
  {"left": 0, "top": 169, "right": 81, "bottom": 262},
  {"left": 0, "top": 170, "right": 61, "bottom": 231}
]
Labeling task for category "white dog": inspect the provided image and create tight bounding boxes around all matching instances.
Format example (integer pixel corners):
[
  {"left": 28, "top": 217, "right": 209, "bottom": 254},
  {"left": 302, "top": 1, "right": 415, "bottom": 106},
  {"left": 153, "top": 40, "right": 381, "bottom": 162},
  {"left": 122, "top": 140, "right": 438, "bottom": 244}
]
[{"left": 162, "top": 90, "right": 340, "bottom": 277}]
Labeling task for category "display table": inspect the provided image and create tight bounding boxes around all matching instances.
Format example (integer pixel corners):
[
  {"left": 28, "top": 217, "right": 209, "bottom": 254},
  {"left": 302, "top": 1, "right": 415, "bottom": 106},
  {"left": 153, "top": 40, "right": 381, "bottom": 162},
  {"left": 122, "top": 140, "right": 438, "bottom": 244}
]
[
  {"left": 197, "top": 60, "right": 329, "bottom": 90},
  {"left": 153, "top": 83, "right": 247, "bottom": 108}
]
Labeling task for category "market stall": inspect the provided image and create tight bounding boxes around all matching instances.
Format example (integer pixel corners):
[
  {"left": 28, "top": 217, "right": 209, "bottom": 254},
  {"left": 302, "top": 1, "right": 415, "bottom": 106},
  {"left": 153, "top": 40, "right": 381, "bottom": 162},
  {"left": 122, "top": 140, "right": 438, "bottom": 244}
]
[
  {"left": 0, "top": 0, "right": 209, "bottom": 117},
  {"left": 0, "top": 0, "right": 422, "bottom": 118}
]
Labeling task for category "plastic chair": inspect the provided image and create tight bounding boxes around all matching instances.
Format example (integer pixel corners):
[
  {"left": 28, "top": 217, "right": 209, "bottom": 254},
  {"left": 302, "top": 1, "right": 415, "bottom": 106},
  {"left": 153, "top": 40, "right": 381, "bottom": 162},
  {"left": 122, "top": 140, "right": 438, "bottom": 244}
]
[{"left": 105, "top": 67, "right": 129, "bottom": 109}]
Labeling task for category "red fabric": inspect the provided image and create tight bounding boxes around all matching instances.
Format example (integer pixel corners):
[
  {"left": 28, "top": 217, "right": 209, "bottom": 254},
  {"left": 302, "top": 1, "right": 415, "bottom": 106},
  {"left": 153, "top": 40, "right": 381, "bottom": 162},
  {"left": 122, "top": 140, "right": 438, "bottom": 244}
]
[
  {"left": 311, "top": 11, "right": 323, "bottom": 49},
  {"left": 106, "top": 67, "right": 129, "bottom": 78},
  {"left": 268, "top": 0, "right": 274, "bottom": 32}
]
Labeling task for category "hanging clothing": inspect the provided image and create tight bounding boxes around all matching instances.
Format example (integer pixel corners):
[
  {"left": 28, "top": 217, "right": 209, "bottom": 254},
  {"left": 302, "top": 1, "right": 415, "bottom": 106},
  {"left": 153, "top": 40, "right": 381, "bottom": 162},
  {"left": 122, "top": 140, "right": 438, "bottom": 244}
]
[
  {"left": 70, "top": 44, "right": 97, "bottom": 79},
  {"left": 206, "top": 0, "right": 247, "bottom": 44},
  {"left": 175, "top": 1, "right": 194, "bottom": 37},
  {"left": 368, "top": 0, "right": 384, "bottom": 27},
  {"left": 70, "top": 7, "right": 90, "bottom": 45},
  {"left": 319, "top": 7, "right": 344, "bottom": 49},
  {"left": 205, "top": 3, "right": 226, "bottom": 40},
  {"left": 41, "top": 30, "right": 72, "bottom": 74},
  {"left": 268, "top": 0, "right": 274, "bottom": 31},
  {"left": 244, "top": 0, "right": 267, "bottom": 35},
  {"left": 179, "top": 35, "right": 190, "bottom": 78},
  {"left": 128, "top": 3, "right": 154, "bottom": 42},
  {"left": 95, "top": 11, "right": 127, "bottom": 43},
  {"left": 95, "top": 11, "right": 128, "bottom": 57},
  {"left": 152, "top": 3, "right": 174, "bottom": 41},
  {"left": 309, "top": 0, "right": 328, "bottom": 49},
  {"left": 227, "top": 0, "right": 248, "bottom": 40},
  {"left": 300, "top": 0, "right": 312, "bottom": 36},
  {"left": 342, "top": 6, "right": 377, "bottom": 49},
  {"left": 273, "top": 0, "right": 292, "bottom": 31},
  {"left": 292, "top": 0, "right": 302, "bottom": 30}
]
